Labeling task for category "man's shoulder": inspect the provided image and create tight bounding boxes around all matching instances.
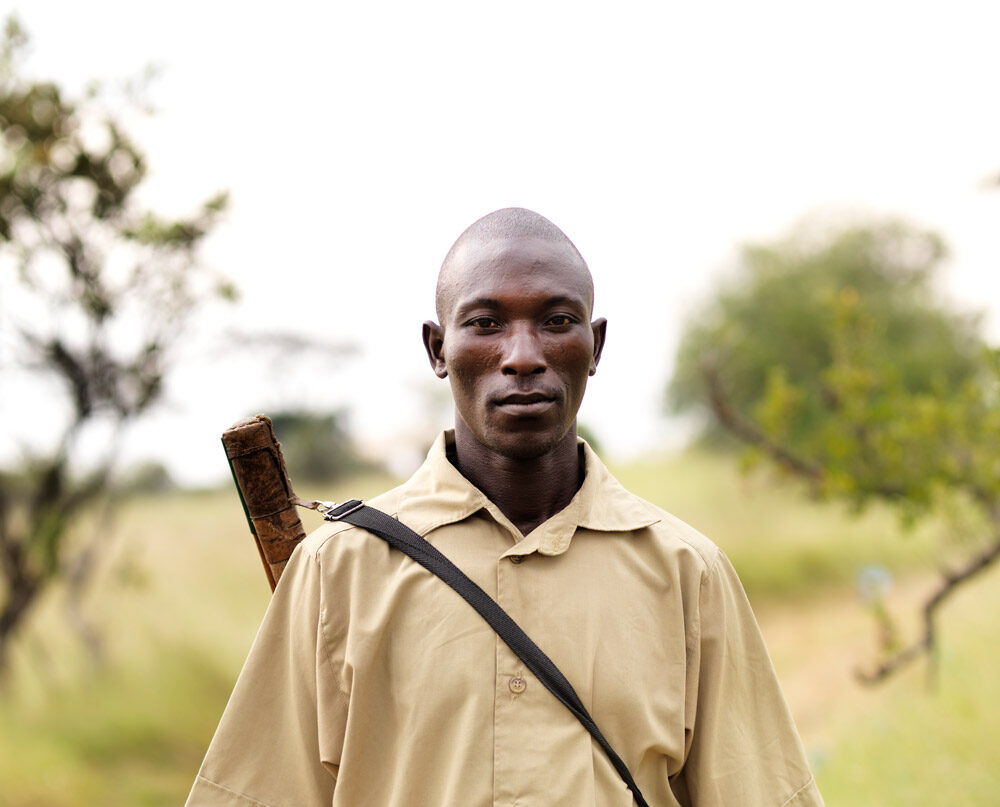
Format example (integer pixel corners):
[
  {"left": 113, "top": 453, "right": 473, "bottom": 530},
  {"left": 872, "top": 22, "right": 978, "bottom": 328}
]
[
  {"left": 297, "top": 483, "right": 408, "bottom": 559},
  {"left": 612, "top": 484, "right": 722, "bottom": 574},
  {"left": 582, "top": 441, "right": 722, "bottom": 574}
]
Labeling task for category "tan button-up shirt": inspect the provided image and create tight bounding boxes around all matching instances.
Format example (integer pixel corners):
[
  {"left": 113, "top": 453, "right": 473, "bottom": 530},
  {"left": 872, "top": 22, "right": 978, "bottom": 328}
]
[{"left": 187, "top": 432, "right": 822, "bottom": 807}]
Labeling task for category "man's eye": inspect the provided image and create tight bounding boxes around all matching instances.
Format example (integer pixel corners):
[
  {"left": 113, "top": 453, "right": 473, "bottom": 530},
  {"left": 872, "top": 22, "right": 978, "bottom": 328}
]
[
  {"left": 468, "top": 317, "right": 500, "bottom": 328},
  {"left": 547, "top": 315, "right": 574, "bottom": 327}
]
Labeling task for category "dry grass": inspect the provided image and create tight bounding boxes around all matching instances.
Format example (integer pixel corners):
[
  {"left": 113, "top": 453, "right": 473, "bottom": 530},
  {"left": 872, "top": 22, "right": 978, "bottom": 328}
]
[{"left": 0, "top": 453, "right": 996, "bottom": 806}]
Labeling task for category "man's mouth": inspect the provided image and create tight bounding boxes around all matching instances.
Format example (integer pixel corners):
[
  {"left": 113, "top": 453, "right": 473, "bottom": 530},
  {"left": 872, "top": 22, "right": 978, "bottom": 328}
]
[{"left": 493, "top": 392, "right": 558, "bottom": 415}]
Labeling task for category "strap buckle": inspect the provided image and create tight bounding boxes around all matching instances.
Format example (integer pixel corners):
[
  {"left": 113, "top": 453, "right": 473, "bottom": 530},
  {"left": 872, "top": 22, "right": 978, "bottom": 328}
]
[{"left": 320, "top": 499, "right": 365, "bottom": 521}]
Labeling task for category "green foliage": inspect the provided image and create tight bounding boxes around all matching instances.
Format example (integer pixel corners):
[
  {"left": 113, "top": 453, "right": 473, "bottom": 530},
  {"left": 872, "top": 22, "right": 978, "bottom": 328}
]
[
  {"left": 269, "top": 410, "right": 380, "bottom": 483},
  {"left": 669, "top": 220, "right": 984, "bottom": 449},
  {"left": 611, "top": 450, "right": 940, "bottom": 602},
  {"left": 0, "top": 17, "right": 232, "bottom": 668},
  {"left": 668, "top": 216, "right": 1000, "bottom": 679},
  {"left": 671, "top": 217, "right": 998, "bottom": 516}
]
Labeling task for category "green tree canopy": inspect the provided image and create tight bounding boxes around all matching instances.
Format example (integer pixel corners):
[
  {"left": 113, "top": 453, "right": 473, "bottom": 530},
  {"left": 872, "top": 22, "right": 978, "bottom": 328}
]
[
  {"left": 669, "top": 220, "right": 985, "bottom": 449},
  {"left": 669, "top": 217, "right": 1000, "bottom": 682}
]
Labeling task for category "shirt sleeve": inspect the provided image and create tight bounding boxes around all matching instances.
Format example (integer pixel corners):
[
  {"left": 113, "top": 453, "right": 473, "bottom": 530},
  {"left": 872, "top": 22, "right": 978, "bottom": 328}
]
[
  {"left": 185, "top": 543, "right": 347, "bottom": 807},
  {"left": 674, "top": 549, "right": 824, "bottom": 807}
]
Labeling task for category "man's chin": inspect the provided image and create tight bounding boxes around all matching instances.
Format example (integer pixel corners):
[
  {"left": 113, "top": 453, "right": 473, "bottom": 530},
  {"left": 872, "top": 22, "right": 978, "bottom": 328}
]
[{"left": 485, "top": 427, "right": 571, "bottom": 462}]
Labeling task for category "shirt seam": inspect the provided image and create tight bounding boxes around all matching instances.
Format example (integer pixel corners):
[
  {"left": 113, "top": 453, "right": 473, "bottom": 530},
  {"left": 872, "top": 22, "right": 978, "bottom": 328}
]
[
  {"left": 663, "top": 514, "right": 720, "bottom": 570},
  {"left": 682, "top": 544, "right": 718, "bottom": 768},
  {"left": 691, "top": 544, "right": 723, "bottom": 653},
  {"left": 194, "top": 775, "right": 274, "bottom": 806},
  {"left": 316, "top": 508, "right": 482, "bottom": 549},
  {"left": 314, "top": 550, "right": 351, "bottom": 706},
  {"left": 779, "top": 775, "right": 819, "bottom": 806},
  {"left": 310, "top": 521, "right": 353, "bottom": 554},
  {"left": 704, "top": 543, "right": 723, "bottom": 578},
  {"left": 376, "top": 504, "right": 481, "bottom": 541},
  {"left": 412, "top": 511, "right": 484, "bottom": 536}
]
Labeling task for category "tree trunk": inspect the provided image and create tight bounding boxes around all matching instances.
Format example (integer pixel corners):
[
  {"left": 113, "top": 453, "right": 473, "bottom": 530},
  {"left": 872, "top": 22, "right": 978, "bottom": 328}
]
[{"left": 0, "top": 571, "right": 40, "bottom": 675}]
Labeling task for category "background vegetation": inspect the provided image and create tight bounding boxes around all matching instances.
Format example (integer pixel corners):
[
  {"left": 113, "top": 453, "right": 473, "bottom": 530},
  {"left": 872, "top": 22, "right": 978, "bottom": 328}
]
[
  {"left": 669, "top": 218, "right": 1000, "bottom": 682},
  {"left": 0, "top": 16, "right": 231, "bottom": 671},
  {"left": 2, "top": 13, "right": 998, "bottom": 807},
  {"left": 0, "top": 454, "right": 996, "bottom": 807}
]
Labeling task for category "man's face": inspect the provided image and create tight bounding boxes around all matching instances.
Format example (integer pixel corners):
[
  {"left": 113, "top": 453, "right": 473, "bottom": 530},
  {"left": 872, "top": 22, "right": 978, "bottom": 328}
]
[{"left": 424, "top": 236, "right": 606, "bottom": 461}]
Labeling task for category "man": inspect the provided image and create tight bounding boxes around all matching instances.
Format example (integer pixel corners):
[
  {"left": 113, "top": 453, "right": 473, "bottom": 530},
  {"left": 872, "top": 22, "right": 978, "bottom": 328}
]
[{"left": 186, "top": 208, "right": 823, "bottom": 806}]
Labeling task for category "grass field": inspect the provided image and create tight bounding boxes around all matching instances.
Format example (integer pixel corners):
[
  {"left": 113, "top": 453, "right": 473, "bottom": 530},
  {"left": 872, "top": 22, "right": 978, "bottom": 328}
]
[{"left": 0, "top": 452, "right": 996, "bottom": 806}]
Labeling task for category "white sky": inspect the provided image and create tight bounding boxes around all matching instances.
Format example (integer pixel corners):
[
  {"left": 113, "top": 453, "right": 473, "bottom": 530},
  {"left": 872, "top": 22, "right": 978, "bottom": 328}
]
[{"left": 7, "top": 0, "right": 1000, "bottom": 484}]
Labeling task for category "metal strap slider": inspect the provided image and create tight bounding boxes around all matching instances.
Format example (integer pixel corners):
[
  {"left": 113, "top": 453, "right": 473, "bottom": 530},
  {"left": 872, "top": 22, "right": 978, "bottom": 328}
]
[{"left": 320, "top": 499, "right": 365, "bottom": 521}]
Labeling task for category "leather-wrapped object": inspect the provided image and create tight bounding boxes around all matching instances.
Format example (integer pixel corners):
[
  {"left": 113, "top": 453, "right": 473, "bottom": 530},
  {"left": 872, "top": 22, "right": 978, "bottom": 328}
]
[{"left": 222, "top": 415, "right": 305, "bottom": 591}]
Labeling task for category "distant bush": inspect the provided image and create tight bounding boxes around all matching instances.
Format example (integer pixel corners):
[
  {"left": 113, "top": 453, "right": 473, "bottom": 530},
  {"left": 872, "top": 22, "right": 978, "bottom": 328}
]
[
  {"left": 119, "top": 461, "right": 177, "bottom": 496},
  {"left": 269, "top": 410, "right": 381, "bottom": 483}
]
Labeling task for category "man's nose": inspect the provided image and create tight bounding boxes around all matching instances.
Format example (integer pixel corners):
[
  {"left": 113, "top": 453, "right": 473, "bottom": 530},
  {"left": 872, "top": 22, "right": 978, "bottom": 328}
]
[{"left": 500, "top": 325, "right": 546, "bottom": 375}]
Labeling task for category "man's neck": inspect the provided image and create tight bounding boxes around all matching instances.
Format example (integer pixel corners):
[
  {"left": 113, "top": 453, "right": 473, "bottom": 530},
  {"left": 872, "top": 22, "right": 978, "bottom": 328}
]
[{"left": 449, "top": 427, "right": 584, "bottom": 537}]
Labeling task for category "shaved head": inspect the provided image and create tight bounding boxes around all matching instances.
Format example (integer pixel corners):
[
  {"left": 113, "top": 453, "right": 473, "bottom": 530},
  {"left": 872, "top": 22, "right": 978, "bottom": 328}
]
[
  {"left": 423, "top": 206, "right": 607, "bottom": 471},
  {"left": 436, "top": 208, "right": 593, "bottom": 322}
]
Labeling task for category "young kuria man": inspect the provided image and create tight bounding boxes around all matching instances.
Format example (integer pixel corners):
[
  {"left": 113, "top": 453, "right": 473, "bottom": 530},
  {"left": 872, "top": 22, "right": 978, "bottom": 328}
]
[{"left": 186, "top": 209, "right": 823, "bottom": 806}]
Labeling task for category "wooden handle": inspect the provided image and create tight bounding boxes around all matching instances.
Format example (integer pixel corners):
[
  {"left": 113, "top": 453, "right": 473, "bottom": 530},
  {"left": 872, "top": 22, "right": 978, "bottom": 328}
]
[{"left": 222, "top": 415, "right": 306, "bottom": 591}]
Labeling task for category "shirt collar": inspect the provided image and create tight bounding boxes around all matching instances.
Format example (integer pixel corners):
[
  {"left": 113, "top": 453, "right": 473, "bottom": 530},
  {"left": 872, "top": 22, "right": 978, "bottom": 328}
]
[{"left": 396, "top": 431, "right": 661, "bottom": 556}]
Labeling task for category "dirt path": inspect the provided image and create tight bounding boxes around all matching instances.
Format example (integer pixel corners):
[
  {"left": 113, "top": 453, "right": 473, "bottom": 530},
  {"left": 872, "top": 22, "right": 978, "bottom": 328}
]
[{"left": 755, "top": 564, "right": 1000, "bottom": 753}]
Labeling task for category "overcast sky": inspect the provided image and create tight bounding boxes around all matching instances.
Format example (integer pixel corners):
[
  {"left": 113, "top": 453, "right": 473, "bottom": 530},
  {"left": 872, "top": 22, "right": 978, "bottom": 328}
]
[{"left": 7, "top": 0, "right": 1000, "bottom": 484}]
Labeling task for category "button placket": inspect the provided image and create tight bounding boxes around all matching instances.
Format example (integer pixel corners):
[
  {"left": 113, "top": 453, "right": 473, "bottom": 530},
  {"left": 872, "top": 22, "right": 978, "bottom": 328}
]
[{"left": 495, "top": 541, "right": 529, "bottom": 805}]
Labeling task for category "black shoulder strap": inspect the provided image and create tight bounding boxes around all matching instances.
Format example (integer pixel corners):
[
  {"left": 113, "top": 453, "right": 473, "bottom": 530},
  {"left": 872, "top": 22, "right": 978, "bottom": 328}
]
[{"left": 324, "top": 500, "right": 650, "bottom": 807}]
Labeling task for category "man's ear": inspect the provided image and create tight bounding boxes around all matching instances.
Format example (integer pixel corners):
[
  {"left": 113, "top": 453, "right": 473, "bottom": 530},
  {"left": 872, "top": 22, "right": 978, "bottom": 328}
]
[
  {"left": 422, "top": 321, "right": 448, "bottom": 378},
  {"left": 589, "top": 318, "right": 607, "bottom": 376}
]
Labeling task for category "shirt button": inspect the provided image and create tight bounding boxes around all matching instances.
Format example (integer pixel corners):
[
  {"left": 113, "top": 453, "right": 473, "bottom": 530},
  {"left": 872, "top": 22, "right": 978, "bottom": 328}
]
[
  {"left": 509, "top": 675, "right": 527, "bottom": 694},
  {"left": 510, "top": 554, "right": 524, "bottom": 564}
]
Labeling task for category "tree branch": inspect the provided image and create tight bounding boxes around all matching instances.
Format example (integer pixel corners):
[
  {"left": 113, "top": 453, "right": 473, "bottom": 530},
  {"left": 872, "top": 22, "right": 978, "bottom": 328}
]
[
  {"left": 701, "top": 358, "right": 1000, "bottom": 684},
  {"left": 701, "top": 360, "right": 910, "bottom": 499},
  {"left": 856, "top": 533, "right": 1000, "bottom": 684},
  {"left": 700, "top": 360, "right": 825, "bottom": 482}
]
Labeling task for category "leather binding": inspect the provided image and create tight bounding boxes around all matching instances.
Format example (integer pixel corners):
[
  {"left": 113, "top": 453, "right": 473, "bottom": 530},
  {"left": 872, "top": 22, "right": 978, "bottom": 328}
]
[{"left": 222, "top": 415, "right": 306, "bottom": 591}]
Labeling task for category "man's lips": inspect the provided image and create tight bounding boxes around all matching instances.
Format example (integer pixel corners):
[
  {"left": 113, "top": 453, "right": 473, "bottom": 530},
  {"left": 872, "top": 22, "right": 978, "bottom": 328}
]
[{"left": 492, "top": 392, "right": 559, "bottom": 415}]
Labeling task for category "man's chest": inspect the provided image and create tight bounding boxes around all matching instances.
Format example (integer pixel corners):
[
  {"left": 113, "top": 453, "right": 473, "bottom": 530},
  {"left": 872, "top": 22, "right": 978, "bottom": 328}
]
[{"left": 326, "top": 524, "right": 691, "bottom": 806}]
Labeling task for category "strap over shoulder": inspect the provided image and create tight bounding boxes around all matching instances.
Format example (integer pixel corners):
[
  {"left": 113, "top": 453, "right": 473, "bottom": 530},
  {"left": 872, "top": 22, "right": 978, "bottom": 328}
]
[{"left": 325, "top": 500, "right": 650, "bottom": 807}]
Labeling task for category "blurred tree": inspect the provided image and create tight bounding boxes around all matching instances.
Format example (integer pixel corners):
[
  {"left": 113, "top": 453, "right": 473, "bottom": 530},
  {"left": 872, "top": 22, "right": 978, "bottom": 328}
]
[
  {"left": 0, "top": 17, "right": 232, "bottom": 671},
  {"left": 270, "top": 409, "right": 379, "bottom": 484},
  {"left": 669, "top": 217, "right": 1000, "bottom": 683},
  {"left": 669, "top": 220, "right": 984, "bottom": 441},
  {"left": 118, "top": 460, "right": 177, "bottom": 495},
  {"left": 576, "top": 422, "right": 602, "bottom": 454}
]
